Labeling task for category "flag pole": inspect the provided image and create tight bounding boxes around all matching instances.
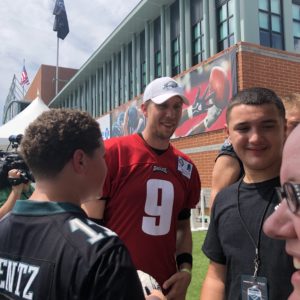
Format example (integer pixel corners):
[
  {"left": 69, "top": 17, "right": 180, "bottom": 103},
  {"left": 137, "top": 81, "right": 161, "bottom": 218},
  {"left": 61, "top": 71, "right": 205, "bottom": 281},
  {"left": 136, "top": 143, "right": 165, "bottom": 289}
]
[
  {"left": 56, "top": 37, "right": 59, "bottom": 95},
  {"left": 22, "top": 59, "right": 25, "bottom": 98}
]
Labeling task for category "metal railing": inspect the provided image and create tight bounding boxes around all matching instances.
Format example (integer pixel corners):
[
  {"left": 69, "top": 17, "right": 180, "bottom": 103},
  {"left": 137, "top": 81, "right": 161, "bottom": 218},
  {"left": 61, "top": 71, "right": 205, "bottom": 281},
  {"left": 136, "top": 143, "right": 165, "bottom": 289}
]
[{"left": 2, "top": 75, "right": 29, "bottom": 124}]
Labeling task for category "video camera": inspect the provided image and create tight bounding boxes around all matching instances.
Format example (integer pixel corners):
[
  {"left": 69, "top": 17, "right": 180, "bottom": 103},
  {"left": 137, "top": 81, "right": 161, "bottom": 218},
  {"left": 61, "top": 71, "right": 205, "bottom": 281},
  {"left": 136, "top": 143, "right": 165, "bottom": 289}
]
[{"left": 0, "top": 134, "right": 34, "bottom": 186}]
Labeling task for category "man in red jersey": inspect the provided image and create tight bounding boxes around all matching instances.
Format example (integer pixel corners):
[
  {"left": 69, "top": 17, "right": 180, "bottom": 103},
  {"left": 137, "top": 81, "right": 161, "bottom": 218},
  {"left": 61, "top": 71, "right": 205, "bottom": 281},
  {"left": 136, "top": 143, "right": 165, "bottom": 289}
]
[{"left": 83, "top": 77, "right": 201, "bottom": 300}]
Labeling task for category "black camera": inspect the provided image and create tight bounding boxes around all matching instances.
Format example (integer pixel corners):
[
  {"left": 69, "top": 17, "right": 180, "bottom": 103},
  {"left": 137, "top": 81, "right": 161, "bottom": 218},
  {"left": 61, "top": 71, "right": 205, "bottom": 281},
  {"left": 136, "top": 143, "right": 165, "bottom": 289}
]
[{"left": 0, "top": 135, "right": 34, "bottom": 186}]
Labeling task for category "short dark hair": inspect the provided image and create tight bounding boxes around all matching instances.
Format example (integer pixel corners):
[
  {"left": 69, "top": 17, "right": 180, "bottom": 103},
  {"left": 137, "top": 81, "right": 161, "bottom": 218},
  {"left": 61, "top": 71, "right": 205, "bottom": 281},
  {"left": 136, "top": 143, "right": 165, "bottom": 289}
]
[
  {"left": 226, "top": 87, "right": 285, "bottom": 123},
  {"left": 20, "top": 109, "right": 102, "bottom": 179}
]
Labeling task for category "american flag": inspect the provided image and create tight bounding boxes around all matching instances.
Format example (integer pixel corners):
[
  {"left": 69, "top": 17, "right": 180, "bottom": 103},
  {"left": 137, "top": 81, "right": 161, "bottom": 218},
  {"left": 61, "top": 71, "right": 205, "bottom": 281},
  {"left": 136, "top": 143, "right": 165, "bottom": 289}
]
[{"left": 20, "top": 65, "right": 30, "bottom": 86}]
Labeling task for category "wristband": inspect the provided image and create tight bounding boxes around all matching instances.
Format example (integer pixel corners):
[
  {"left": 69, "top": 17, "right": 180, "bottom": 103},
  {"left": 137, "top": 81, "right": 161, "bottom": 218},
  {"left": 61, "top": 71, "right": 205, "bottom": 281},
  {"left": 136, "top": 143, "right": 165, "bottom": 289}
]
[
  {"left": 176, "top": 252, "right": 193, "bottom": 268},
  {"left": 180, "top": 268, "right": 192, "bottom": 275}
]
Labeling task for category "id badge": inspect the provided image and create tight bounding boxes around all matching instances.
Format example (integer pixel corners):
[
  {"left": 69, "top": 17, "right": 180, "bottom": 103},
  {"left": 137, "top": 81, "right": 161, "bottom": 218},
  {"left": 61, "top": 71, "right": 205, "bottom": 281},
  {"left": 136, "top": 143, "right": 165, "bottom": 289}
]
[{"left": 241, "top": 275, "right": 268, "bottom": 300}]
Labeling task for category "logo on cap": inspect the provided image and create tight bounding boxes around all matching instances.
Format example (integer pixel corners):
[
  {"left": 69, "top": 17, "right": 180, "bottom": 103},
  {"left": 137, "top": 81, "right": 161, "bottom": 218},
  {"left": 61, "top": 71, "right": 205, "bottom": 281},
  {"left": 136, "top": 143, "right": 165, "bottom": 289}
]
[{"left": 163, "top": 81, "right": 178, "bottom": 90}]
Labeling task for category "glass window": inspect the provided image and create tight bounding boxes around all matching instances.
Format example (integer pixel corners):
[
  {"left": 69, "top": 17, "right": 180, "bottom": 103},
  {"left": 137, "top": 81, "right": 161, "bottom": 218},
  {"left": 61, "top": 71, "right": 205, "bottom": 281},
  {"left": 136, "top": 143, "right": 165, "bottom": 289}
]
[
  {"left": 293, "top": 2, "right": 300, "bottom": 51},
  {"left": 216, "top": 0, "right": 234, "bottom": 51},
  {"left": 271, "top": 15, "right": 281, "bottom": 32},
  {"left": 294, "top": 22, "right": 300, "bottom": 37},
  {"left": 293, "top": 4, "right": 300, "bottom": 20},
  {"left": 260, "top": 30, "right": 271, "bottom": 47},
  {"left": 295, "top": 38, "right": 300, "bottom": 50},
  {"left": 220, "top": 22, "right": 228, "bottom": 39},
  {"left": 259, "top": 0, "right": 268, "bottom": 10},
  {"left": 194, "top": 23, "right": 200, "bottom": 37},
  {"left": 259, "top": 12, "right": 269, "bottom": 30},
  {"left": 271, "top": 0, "right": 280, "bottom": 14},
  {"left": 219, "top": 5, "right": 227, "bottom": 22},
  {"left": 272, "top": 33, "right": 283, "bottom": 49},
  {"left": 191, "top": 0, "right": 204, "bottom": 65},
  {"left": 229, "top": 17, "right": 234, "bottom": 34},
  {"left": 172, "top": 37, "right": 180, "bottom": 76},
  {"left": 155, "top": 51, "right": 161, "bottom": 78},
  {"left": 229, "top": 34, "right": 235, "bottom": 46},
  {"left": 228, "top": 0, "right": 234, "bottom": 16},
  {"left": 259, "top": 0, "right": 283, "bottom": 50}
]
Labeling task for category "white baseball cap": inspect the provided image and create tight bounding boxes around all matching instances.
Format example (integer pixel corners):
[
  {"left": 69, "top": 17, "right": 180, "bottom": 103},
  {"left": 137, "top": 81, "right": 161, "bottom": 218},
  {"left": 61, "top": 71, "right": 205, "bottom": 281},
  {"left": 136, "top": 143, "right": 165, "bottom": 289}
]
[{"left": 143, "top": 77, "right": 189, "bottom": 105}]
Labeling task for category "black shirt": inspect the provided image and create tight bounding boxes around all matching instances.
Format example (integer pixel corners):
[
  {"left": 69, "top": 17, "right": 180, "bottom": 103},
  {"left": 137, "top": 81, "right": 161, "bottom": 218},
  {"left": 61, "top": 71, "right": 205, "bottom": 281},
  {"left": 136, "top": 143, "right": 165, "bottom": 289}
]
[{"left": 0, "top": 201, "right": 145, "bottom": 300}]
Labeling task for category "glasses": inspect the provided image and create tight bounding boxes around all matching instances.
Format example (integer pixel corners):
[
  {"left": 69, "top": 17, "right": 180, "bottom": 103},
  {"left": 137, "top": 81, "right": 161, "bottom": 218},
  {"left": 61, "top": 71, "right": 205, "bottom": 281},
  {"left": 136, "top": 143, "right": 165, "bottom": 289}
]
[{"left": 276, "top": 182, "right": 300, "bottom": 213}]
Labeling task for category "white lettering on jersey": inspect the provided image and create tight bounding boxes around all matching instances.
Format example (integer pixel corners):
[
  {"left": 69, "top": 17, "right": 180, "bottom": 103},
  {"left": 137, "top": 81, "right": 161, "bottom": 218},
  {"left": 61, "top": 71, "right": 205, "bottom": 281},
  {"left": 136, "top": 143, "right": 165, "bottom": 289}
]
[
  {"left": 0, "top": 258, "right": 40, "bottom": 299},
  {"left": 23, "top": 266, "right": 39, "bottom": 300},
  {"left": 142, "top": 179, "right": 174, "bottom": 236},
  {"left": 69, "top": 218, "right": 116, "bottom": 244}
]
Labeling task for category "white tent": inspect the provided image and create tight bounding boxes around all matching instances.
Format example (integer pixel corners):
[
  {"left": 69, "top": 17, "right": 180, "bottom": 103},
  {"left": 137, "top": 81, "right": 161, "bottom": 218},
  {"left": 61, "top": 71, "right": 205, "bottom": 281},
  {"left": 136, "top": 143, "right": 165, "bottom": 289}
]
[{"left": 0, "top": 96, "right": 50, "bottom": 147}]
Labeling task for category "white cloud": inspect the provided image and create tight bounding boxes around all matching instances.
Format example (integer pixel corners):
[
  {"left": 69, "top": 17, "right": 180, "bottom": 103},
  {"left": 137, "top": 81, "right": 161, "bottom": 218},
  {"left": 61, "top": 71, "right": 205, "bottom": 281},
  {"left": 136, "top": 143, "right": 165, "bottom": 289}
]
[{"left": 0, "top": 0, "right": 141, "bottom": 124}]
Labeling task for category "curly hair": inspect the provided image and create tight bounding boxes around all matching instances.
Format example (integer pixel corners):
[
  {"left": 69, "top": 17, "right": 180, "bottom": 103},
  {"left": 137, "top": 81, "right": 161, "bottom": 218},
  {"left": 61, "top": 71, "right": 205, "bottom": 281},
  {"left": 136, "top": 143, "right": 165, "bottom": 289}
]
[
  {"left": 20, "top": 109, "right": 102, "bottom": 179},
  {"left": 226, "top": 87, "right": 285, "bottom": 123}
]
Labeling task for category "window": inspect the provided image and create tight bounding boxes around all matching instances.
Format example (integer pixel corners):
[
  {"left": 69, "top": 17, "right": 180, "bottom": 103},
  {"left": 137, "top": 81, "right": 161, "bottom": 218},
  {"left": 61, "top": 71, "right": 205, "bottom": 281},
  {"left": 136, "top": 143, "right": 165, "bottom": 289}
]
[
  {"left": 154, "top": 17, "right": 162, "bottom": 78},
  {"left": 117, "top": 52, "right": 122, "bottom": 105},
  {"left": 293, "top": 1, "right": 300, "bottom": 51},
  {"left": 259, "top": 0, "right": 284, "bottom": 50},
  {"left": 107, "top": 61, "right": 112, "bottom": 110},
  {"left": 216, "top": 0, "right": 234, "bottom": 51},
  {"left": 128, "top": 43, "right": 133, "bottom": 100},
  {"left": 140, "top": 31, "right": 146, "bottom": 92},
  {"left": 171, "top": 0, "right": 180, "bottom": 76},
  {"left": 191, "top": 0, "right": 204, "bottom": 65}
]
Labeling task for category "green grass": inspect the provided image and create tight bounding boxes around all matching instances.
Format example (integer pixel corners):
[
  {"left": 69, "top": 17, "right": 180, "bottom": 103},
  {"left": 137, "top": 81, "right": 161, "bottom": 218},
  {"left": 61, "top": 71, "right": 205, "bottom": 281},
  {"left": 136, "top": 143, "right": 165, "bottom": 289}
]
[{"left": 186, "top": 230, "right": 209, "bottom": 300}]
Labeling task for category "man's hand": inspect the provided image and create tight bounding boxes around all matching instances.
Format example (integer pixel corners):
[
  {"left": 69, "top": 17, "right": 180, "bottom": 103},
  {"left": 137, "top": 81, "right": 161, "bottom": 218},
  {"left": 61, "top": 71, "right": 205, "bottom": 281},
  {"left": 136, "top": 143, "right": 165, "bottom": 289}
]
[
  {"left": 191, "top": 87, "right": 207, "bottom": 117},
  {"left": 162, "top": 270, "right": 191, "bottom": 300},
  {"left": 8, "top": 169, "right": 25, "bottom": 194}
]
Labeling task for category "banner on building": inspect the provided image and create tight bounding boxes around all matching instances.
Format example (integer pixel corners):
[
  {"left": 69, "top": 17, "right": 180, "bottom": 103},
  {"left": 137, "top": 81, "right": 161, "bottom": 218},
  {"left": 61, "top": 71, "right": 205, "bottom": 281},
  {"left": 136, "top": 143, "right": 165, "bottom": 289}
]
[
  {"left": 173, "top": 48, "right": 237, "bottom": 138},
  {"left": 110, "top": 99, "right": 145, "bottom": 138},
  {"left": 97, "top": 114, "right": 111, "bottom": 140},
  {"left": 105, "top": 48, "right": 237, "bottom": 139}
]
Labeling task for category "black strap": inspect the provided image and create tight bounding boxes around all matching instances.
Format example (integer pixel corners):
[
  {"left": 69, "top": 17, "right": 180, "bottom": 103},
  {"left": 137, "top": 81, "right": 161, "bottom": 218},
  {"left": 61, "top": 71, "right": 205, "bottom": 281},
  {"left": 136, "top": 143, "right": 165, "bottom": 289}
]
[{"left": 236, "top": 177, "right": 274, "bottom": 279}]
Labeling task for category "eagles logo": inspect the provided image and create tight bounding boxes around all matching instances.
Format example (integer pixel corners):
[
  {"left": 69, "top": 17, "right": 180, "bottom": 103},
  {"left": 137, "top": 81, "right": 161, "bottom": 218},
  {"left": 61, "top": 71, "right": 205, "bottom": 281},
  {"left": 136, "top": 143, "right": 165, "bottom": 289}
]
[
  {"left": 163, "top": 81, "right": 178, "bottom": 90},
  {"left": 153, "top": 166, "right": 168, "bottom": 174}
]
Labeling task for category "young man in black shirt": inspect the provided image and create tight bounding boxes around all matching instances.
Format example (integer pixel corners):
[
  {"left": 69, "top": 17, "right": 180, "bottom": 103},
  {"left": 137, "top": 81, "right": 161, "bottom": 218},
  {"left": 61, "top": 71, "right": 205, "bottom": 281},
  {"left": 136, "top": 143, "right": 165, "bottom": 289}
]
[
  {"left": 201, "top": 87, "right": 294, "bottom": 299},
  {"left": 0, "top": 109, "right": 164, "bottom": 300}
]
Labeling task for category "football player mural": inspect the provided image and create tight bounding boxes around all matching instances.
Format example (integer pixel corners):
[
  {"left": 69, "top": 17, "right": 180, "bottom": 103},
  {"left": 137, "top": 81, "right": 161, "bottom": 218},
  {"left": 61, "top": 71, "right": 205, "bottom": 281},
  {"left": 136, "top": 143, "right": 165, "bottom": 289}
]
[
  {"left": 173, "top": 48, "right": 236, "bottom": 138},
  {"left": 110, "top": 99, "right": 145, "bottom": 138},
  {"left": 99, "top": 48, "right": 237, "bottom": 139}
]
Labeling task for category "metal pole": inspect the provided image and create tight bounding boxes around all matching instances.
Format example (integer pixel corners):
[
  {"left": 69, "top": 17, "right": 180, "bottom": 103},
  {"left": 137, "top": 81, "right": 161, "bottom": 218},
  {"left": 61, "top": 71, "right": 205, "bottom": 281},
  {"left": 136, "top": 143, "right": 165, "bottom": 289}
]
[
  {"left": 55, "top": 37, "right": 59, "bottom": 95},
  {"left": 22, "top": 59, "right": 25, "bottom": 98}
]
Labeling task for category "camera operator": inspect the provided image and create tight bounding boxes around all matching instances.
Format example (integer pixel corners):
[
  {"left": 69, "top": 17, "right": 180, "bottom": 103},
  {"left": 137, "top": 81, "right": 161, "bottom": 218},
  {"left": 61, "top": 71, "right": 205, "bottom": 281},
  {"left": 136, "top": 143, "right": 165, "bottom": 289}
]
[
  {"left": 0, "top": 135, "right": 34, "bottom": 219},
  {"left": 0, "top": 168, "right": 34, "bottom": 219}
]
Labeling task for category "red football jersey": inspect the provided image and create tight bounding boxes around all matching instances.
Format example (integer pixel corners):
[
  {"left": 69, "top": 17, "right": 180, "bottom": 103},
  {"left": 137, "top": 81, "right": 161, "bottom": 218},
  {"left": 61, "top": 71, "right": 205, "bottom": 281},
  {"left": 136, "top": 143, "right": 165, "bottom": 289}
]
[{"left": 103, "top": 134, "right": 201, "bottom": 286}]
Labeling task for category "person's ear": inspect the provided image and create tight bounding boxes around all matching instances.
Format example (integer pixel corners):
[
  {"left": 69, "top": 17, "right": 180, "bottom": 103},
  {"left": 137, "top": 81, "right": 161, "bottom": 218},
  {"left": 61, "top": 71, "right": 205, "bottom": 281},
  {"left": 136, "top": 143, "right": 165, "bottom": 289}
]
[
  {"left": 72, "top": 149, "right": 86, "bottom": 173},
  {"left": 225, "top": 124, "right": 230, "bottom": 138},
  {"left": 141, "top": 103, "right": 148, "bottom": 117}
]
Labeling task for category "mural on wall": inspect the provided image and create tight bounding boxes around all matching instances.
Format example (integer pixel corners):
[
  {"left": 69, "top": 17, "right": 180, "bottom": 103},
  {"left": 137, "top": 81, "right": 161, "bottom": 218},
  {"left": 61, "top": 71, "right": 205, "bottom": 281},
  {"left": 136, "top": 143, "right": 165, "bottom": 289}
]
[
  {"left": 173, "top": 48, "right": 237, "bottom": 138},
  {"left": 110, "top": 98, "right": 146, "bottom": 138},
  {"left": 96, "top": 113, "right": 110, "bottom": 140},
  {"left": 97, "top": 48, "right": 237, "bottom": 140}
]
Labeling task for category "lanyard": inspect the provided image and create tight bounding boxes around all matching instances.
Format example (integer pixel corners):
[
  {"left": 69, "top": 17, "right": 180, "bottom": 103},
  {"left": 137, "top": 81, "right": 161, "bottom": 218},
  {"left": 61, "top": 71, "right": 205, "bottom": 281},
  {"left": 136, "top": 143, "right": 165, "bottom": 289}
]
[{"left": 236, "top": 178, "right": 274, "bottom": 279}]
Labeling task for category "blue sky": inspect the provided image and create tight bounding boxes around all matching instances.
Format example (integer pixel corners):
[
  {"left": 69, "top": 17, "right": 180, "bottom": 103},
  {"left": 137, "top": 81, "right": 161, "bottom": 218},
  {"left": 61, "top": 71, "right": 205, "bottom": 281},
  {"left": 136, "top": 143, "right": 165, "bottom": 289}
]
[{"left": 0, "top": 0, "right": 141, "bottom": 124}]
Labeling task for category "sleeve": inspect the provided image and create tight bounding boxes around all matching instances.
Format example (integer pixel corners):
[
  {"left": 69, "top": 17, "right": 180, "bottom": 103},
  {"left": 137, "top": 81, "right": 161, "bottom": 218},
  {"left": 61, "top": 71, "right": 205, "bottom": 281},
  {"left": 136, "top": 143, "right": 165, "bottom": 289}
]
[
  {"left": 201, "top": 197, "right": 226, "bottom": 265},
  {"left": 216, "top": 138, "right": 238, "bottom": 161},
  {"left": 215, "top": 139, "right": 244, "bottom": 176},
  {"left": 87, "top": 243, "right": 145, "bottom": 300}
]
